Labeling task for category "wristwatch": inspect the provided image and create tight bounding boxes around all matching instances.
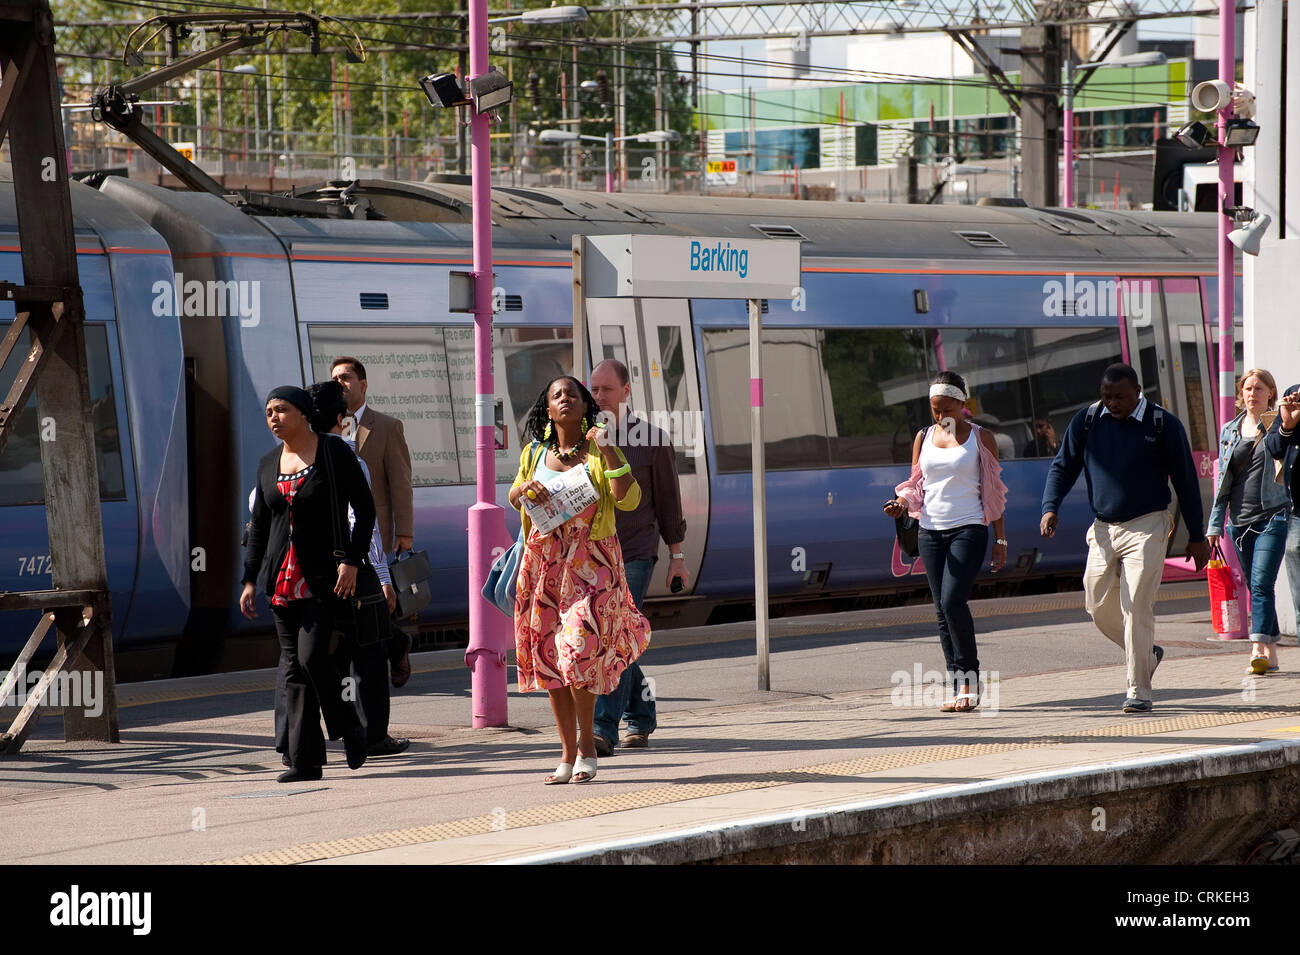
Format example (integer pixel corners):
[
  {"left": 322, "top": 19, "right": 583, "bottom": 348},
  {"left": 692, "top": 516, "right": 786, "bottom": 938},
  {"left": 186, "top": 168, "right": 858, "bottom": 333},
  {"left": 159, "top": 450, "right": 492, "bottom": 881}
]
[
  {"left": 995, "top": 538, "right": 1009, "bottom": 547},
  {"left": 670, "top": 552, "right": 686, "bottom": 560}
]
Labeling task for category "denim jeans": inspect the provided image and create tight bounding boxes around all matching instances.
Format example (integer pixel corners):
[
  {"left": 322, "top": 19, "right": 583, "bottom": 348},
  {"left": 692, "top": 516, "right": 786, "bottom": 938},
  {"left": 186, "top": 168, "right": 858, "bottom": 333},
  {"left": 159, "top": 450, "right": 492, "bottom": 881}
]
[
  {"left": 594, "top": 557, "right": 655, "bottom": 745},
  {"left": 917, "top": 524, "right": 988, "bottom": 693},
  {"left": 1228, "top": 512, "right": 1291, "bottom": 643}
]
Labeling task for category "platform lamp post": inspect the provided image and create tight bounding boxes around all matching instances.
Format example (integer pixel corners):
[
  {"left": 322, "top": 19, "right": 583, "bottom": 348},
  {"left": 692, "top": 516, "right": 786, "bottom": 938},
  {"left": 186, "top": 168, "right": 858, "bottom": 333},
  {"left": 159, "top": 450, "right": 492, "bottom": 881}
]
[
  {"left": 537, "top": 128, "right": 679, "bottom": 191},
  {"left": 420, "top": 3, "right": 588, "bottom": 729},
  {"left": 1063, "top": 50, "right": 1165, "bottom": 208}
]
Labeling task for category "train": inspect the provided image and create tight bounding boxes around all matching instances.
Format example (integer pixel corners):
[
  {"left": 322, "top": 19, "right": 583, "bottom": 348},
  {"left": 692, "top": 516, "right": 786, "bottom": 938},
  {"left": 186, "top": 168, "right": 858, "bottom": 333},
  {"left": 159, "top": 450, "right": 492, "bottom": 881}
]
[{"left": 0, "top": 171, "right": 1235, "bottom": 676}]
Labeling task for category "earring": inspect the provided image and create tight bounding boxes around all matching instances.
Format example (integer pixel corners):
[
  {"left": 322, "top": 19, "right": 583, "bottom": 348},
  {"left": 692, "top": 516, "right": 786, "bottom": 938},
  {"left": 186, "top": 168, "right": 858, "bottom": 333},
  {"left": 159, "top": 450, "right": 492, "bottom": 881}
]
[
  {"left": 581, "top": 416, "right": 588, "bottom": 433},
  {"left": 543, "top": 421, "right": 552, "bottom": 441}
]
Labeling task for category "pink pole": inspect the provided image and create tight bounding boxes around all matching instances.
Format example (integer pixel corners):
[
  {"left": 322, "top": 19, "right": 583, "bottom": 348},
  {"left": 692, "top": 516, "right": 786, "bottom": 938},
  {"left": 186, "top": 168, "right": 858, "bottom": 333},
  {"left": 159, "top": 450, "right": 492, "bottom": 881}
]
[
  {"left": 1216, "top": 0, "right": 1236, "bottom": 430},
  {"left": 605, "top": 131, "right": 614, "bottom": 193},
  {"left": 464, "top": 0, "right": 514, "bottom": 727}
]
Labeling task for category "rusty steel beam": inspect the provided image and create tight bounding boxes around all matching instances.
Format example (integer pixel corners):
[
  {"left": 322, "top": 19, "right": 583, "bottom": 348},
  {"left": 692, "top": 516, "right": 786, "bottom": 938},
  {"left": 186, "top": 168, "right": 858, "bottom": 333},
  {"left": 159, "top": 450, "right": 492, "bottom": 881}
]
[{"left": 0, "top": 0, "right": 118, "bottom": 751}]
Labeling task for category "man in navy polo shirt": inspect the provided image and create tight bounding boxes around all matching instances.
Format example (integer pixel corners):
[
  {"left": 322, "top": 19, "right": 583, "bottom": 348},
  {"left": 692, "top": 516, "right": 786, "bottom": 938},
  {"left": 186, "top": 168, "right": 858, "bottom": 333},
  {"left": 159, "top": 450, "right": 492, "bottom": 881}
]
[{"left": 1041, "top": 363, "right": 1210, "bottom": 713}]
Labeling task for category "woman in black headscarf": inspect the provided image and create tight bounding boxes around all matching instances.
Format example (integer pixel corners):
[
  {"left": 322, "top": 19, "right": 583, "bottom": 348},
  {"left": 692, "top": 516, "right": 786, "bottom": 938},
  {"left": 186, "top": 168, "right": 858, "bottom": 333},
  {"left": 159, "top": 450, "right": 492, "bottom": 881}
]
[{"left": 239, "top": 385, "right": 376, "bottom": 782}]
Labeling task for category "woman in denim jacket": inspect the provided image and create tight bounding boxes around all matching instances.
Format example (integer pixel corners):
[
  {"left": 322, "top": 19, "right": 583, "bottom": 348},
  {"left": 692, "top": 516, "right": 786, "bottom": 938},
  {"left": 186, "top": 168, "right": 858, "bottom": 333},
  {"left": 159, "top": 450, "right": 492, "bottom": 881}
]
[{"left": 1206, "top": 369, "right": 1290, "bottom": 674}]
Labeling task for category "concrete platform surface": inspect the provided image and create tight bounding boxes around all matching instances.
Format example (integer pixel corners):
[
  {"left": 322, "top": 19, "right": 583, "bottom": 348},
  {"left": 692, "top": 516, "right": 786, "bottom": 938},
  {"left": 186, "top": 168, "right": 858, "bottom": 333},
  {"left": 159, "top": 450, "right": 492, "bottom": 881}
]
[{"left": 1, "top": 582, "right": 1296, "bottom": 865}]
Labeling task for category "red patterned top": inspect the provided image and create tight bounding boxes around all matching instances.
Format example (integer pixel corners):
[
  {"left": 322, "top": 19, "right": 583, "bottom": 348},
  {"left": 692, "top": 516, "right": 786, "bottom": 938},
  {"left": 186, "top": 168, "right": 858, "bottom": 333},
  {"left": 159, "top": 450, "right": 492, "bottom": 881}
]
[{"left": 271, "top": 465, "right": 315, "bottom": 607}]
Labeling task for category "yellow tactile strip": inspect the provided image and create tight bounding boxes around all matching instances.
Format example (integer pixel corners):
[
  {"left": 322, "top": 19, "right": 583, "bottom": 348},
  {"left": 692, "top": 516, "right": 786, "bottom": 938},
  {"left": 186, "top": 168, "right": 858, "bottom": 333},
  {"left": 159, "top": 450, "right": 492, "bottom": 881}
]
[{"left": 205, "top": 706, "right": 1299, "bottom": 865}]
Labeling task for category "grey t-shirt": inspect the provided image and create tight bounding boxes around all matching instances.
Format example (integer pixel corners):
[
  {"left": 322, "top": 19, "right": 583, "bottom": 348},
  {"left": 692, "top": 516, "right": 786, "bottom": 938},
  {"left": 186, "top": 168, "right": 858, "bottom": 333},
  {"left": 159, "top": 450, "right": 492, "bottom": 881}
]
[{"left": 1228, "top": 436, "right": 1284, "bottom": 527}]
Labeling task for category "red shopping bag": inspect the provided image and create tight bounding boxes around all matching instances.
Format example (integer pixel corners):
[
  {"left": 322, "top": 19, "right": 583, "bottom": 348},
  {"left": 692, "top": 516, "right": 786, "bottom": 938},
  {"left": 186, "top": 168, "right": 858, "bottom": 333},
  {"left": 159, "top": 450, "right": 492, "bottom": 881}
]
[{"left": 1206, "top": 541, "right": 1246, "bottom": 639}]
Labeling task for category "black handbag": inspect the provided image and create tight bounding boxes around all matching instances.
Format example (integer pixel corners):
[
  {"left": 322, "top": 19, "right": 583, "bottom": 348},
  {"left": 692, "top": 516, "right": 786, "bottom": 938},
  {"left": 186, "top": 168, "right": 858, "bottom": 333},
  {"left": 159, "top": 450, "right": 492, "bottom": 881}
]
[
  {"left": 389, "top": 549, "right": 433, "bottom": 619},
  {"left": 322, "top": 436, "right": 388, "bottom": 646},
  {"left": 895, "top": 513, "right": 920, "bottom": 560}
]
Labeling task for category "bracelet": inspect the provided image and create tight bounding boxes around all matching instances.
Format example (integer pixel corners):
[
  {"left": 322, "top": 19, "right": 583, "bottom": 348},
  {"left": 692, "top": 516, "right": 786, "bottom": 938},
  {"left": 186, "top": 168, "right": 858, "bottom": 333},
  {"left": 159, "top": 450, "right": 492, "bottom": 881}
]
[
  {"left": 671, "top": 552, "right": 686, "bottom": 560},
  {"left": 1282, "top": 426, "right": 1295, "bottom": 437},
  {"left": 604, "top": 461, "right": 631, "bottom": 478},
  {"left": 995, "top": 538, "right": 1009, "bottom": 547}
]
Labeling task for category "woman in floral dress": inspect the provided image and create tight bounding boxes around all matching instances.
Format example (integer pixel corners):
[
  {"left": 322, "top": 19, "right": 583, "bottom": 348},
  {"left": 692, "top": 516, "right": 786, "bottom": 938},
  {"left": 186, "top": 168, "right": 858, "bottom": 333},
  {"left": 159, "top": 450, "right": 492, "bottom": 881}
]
[{"left": 508, "top": 376, "right": 650, "bottom": 784}]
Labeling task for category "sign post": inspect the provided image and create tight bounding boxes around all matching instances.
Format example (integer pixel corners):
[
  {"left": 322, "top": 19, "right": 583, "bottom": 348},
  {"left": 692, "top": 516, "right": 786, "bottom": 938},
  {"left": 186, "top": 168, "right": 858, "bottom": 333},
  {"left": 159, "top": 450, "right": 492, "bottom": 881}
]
[{"left": 582, "top": 234, "right": 800, "bottom": 689}]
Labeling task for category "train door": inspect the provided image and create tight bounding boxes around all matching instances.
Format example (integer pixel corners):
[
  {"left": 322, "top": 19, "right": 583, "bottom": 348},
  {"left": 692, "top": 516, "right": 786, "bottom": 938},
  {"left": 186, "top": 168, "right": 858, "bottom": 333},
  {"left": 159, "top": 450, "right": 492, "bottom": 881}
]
[
  {"left": 638, "top": 300, "right": 708, "bottom": 599},
  {"left": 587, "top": 298, "right": 707, "bottom": 599},
  {"left": 1163, "top": 279, "right": 1217, "bottom": 554}
]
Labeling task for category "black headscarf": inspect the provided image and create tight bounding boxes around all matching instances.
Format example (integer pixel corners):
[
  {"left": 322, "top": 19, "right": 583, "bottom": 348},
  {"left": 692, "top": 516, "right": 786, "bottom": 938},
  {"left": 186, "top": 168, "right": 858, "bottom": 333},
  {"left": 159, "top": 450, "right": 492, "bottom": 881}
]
[{"left": 265, "top": 385, "right": 313, "bottom": 419}]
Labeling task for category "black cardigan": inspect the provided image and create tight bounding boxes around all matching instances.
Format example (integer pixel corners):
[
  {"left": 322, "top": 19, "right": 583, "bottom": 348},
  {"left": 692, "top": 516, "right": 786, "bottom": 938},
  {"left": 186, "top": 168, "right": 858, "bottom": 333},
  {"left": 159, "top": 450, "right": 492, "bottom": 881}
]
[{"left": 242, "top": 433, "right": 377, "bottom": 599}]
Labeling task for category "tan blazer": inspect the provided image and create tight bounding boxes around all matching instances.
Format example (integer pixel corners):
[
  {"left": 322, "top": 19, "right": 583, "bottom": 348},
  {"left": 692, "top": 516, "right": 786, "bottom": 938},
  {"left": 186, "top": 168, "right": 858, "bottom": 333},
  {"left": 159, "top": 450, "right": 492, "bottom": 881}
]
[{"left": 355, "top": 406, "right": 414, "bottom": 554}]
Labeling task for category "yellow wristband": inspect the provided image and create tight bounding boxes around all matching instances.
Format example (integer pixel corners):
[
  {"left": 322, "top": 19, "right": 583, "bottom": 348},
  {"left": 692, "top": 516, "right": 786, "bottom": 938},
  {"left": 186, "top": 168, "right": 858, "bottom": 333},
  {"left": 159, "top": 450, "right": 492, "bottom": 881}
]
[{"left": 605, "top": 462, "right": 631, "bottom": 478}]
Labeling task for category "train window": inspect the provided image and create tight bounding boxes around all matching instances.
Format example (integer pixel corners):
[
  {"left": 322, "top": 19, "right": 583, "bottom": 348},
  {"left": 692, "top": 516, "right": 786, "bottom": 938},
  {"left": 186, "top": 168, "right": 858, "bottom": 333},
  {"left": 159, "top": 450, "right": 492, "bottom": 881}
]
[
  {"left": 0, "top": 324, "right": 126, "bottom": 506},
  {"left": 308, "top": 324, "right": 573, "bottom": 486},
  {"left": 926, "top": 327, "right": 1032, "bottom": 459},
  {"left": 1023, "top": 326, "right": 1124, "bottom": 457},
  {"left": 656, "top": 325, "right": 696, "bottom": 475},
  {"left": 702, "top": 328, "right": 831, "bottom": 472},
  {"left": 308, "top": 325, "right": 461, "bottom": 486},
  {"left": 820, "top": 328, "right": 931, "bottom": 466},
  {"left": 601, "top": 326, "right": 628, "bottom": 366}
]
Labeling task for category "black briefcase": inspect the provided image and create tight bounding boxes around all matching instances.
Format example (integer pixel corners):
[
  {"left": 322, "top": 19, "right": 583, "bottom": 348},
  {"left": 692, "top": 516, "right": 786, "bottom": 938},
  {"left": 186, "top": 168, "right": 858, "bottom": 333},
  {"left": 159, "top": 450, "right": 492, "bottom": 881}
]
[{"left": 389, "top": 550, "right": 433, "bottom": 618}]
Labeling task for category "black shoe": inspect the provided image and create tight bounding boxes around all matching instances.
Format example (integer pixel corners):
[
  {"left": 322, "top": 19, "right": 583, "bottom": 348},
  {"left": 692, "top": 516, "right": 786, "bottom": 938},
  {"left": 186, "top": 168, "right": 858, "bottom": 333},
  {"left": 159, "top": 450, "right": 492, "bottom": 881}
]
[
  {"left": 282, "top": 753, "right": 292, "bottom": 768},
  {"left": 1152, "top": 645, "right": 1164, "bottom": 676},
  {"left": 1123, "top": 697, "right": 1153, "bottom": 714},
  {"left": 278, "top": 766, "right": 323, "bottom": 783},
  {"left": 367, "top": 736, "right": 410, "bottom": 757},
  {"left": 593, "top": 736, "right": 614, "bottom": 757},
  {"left": 344, "top": 728, "right": 368, "bottom": 770},
  {"left": 391, "top": 649, "right": 411, "bottom": 689}
]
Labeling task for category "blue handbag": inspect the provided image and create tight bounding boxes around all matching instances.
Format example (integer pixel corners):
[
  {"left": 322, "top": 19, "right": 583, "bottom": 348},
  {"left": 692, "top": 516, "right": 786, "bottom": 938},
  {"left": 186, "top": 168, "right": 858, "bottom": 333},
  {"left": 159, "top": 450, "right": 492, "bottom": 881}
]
[
  {"left": 481, "top": 441, "right": 543, "bottom": 617},
  {"left": 482, "top": 524, "right": 526, "bottom": 616}
]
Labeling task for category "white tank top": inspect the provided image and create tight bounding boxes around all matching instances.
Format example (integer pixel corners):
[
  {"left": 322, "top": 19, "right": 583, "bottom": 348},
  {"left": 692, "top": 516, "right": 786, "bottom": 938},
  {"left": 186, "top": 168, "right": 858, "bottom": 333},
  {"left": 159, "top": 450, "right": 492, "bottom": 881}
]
[{"left": 918, "top": 427, "right": 985, "bottom": 531}]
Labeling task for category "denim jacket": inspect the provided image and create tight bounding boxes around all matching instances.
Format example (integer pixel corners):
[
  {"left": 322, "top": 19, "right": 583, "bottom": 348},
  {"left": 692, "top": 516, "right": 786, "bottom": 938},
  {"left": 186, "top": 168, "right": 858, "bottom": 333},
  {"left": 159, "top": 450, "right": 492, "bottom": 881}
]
[
  {"left": 1264, "top": 384, "right": 1300, "bottom": 511},
  {"left": 1206, "top": 411, "right": 1291, "bottom": 534}
]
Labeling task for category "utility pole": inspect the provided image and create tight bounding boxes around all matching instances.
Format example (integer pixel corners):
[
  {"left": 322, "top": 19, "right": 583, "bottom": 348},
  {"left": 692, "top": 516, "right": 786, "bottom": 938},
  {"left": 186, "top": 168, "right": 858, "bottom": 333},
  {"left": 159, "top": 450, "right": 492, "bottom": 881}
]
[{"left": 1018, "top": 22, "right": 1062, "bottom": 207}]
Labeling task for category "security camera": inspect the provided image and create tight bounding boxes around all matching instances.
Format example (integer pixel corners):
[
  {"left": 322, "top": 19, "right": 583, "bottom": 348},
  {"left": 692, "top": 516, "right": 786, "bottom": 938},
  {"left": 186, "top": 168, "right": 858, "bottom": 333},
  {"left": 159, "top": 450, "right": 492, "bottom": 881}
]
[
  {"left": 1227, "top": 209, "right": 1271, "bottom": 256},
  {"left": 1191, "top": 79, "right": 1233, "bottom": 112}
]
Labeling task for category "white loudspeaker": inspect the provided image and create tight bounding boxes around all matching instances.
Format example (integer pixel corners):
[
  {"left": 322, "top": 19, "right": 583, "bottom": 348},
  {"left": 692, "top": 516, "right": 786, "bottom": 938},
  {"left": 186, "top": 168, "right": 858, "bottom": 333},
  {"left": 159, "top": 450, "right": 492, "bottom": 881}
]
[
  {"left": 1191, "top": 79, "right": 1233, "bottom": 112},
  {"left": 1227, "top": 213, "right": 1272, "bottom": 256}
]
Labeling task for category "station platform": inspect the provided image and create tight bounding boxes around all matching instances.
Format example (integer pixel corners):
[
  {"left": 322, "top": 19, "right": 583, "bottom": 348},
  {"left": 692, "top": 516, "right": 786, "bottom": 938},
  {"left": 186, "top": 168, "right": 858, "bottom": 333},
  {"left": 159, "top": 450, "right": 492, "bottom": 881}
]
[{"left": 2, "top": 580, "right": 1298, "bottom": 865}]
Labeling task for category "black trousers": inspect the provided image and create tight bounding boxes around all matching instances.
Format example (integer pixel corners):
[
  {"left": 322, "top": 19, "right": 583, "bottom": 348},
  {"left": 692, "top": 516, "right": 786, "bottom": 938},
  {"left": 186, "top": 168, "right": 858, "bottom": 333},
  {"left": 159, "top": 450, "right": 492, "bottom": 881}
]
[
  {"left": 333, "top": 632, "right": 391, "bottom": 746},
  {"left": 272, "top": 598, "right": 362, "bottom": 769}
]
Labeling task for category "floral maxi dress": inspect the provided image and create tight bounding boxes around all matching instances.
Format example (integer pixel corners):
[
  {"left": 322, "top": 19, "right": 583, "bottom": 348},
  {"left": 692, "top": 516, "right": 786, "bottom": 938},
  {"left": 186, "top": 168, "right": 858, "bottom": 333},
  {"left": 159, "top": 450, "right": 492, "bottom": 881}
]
[{"left": 514, "top": 493, "right": 651, "bottom": 695}]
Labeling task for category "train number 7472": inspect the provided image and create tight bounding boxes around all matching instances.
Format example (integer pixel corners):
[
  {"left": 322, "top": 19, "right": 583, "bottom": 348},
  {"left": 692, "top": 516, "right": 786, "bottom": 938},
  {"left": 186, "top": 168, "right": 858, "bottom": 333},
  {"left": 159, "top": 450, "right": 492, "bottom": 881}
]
[{"left": 16, "top": 555, "right": 53, "bottom": 576}]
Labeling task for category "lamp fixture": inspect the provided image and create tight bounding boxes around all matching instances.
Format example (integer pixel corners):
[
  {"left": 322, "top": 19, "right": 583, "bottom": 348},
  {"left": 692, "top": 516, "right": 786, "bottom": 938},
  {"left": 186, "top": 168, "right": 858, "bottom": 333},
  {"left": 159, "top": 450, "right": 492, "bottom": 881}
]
[
  {"left": 1223, "top": 118, "right": 1260, "bottom": 147},
  {"left": 1175, "top": 120, "right": 1214, "bottom": 149},
  {"left": 467, "top": 68, "right": 513, "bottom": 114},
  {"left": 419, "top": 72, "right": 468, "bottom": 109}
]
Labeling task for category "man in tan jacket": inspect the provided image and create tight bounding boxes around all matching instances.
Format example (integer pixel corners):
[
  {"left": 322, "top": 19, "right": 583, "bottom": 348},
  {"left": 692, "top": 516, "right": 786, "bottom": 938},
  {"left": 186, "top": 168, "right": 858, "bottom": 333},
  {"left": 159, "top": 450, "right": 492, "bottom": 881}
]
[
  {"left": 332, "top": 356, "right": 416, "bottom": 699},
  {"left": 331, "top": 356, "right": 414, "bottom": 555}
]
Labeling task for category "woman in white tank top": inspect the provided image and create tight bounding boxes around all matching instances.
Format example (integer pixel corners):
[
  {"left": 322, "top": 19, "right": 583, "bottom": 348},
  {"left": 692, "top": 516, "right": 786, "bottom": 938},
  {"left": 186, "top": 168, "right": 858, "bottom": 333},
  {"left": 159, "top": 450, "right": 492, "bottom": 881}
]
[{"left": 885, "top": 372, "right": 1008, "bottom": 713}]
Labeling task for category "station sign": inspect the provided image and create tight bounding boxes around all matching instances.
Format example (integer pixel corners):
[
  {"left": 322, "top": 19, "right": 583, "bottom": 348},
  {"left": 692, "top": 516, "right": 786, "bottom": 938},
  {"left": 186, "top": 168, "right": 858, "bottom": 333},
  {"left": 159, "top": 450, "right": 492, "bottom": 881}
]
[
  {"left": 705, "top": 158, "right": 738, "bottom": 185},
  {"left": 172, "top": 141, "right": 195, "bottom": 161},
  {"left": 583, "top": 234, "right": 801, "bottom": 300}
]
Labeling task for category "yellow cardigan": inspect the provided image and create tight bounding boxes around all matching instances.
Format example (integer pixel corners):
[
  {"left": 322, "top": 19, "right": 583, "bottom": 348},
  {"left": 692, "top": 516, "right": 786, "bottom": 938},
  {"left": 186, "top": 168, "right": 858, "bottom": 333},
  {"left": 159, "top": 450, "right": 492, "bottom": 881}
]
[{"left": 511, "top": 440, "right": 640, "bottom": 541}]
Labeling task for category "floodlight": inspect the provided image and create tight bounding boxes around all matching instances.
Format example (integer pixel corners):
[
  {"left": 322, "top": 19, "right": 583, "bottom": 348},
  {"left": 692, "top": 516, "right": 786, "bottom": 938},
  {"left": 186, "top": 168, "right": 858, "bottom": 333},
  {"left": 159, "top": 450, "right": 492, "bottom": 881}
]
[
  {"left": 419, "top": 72, "right": 467, "bottom": 109},
  {"left": 1191, "top": 79, "right": 1233, "bottom": 113},
  {"left": 1223, "top": 118, "right": 1260, "bottom": 147},
  {"left": 468, "top": 69, "right": 514, "bottom": 114},
  {"left": 1175, "top": 120, "right": 1214, "bottom": 149}
]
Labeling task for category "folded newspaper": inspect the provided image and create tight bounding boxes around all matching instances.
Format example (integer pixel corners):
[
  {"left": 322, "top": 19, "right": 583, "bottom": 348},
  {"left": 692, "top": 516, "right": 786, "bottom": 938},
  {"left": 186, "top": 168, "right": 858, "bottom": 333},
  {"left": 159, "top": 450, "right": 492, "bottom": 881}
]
[{"left": 522, "top": 465, "right": 599, "bottom": 534}]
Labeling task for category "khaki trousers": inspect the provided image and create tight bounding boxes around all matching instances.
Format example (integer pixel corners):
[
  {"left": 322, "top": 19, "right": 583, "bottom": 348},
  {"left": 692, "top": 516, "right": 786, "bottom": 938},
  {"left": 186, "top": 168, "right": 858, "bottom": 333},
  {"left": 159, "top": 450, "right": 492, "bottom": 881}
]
[{"left": 1083, "top": 510, "right": 1171, "bottom": 699}]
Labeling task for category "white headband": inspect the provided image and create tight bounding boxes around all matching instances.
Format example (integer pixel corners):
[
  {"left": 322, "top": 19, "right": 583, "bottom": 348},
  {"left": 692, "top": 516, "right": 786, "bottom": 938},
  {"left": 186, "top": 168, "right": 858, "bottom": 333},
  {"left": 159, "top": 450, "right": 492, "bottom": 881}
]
[{"left": 930, "top": 383, "right": 968, "bottom": 402}]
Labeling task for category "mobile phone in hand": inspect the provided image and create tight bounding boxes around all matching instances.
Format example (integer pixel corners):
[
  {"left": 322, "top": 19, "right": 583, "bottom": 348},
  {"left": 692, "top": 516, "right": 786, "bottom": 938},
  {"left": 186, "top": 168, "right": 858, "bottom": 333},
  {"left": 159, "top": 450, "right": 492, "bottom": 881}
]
[{"left": 670, "top": 577, "right": 684, "bottom": 594}]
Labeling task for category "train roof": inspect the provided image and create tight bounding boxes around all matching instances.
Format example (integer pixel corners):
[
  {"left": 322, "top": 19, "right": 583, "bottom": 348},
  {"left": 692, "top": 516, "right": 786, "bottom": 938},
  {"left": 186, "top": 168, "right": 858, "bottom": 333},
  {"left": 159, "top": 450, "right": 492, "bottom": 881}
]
[
  {"left": 277, "top": 179, "right": 1225, "bottom": 267},
  {"left": 0, "top": 165, "right": 1225, "bottom": 269}
]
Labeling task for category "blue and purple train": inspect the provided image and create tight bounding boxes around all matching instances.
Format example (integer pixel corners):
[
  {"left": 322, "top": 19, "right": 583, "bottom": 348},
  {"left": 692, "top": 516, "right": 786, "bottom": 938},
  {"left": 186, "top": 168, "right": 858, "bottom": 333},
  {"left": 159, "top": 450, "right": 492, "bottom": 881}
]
[{"left": 0, "top": 175, "right": 1233, "bottom": 675}]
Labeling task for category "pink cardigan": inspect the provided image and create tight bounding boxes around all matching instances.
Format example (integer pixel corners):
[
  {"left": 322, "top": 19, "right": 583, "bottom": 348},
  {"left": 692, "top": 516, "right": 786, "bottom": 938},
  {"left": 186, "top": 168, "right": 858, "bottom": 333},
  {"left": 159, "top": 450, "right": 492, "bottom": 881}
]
[{"left": 894, "top": 423, "right": 1008, "bottom": 525}]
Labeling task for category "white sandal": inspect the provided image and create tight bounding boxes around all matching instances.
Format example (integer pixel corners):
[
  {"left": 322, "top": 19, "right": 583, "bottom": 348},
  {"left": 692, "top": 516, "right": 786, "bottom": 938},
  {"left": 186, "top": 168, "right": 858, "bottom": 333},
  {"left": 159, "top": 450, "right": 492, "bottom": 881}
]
[
  {"left": 571, "top": 754, "right": 597, "bottom": 783},
  {"left": 545, "top": 762, "right": 573, "bottom": 785}
]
